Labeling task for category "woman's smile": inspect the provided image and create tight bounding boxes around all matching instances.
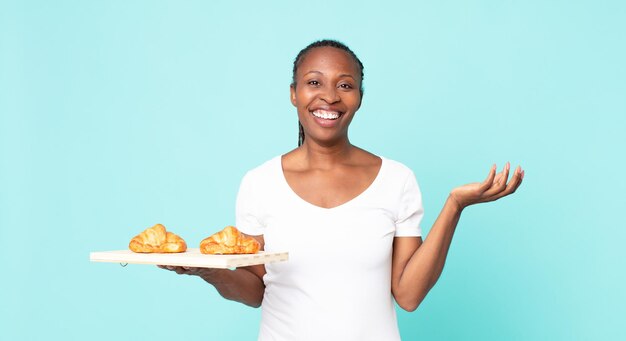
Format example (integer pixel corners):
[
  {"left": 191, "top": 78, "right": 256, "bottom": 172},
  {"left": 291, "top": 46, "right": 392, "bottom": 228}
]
[
  {"left": 309, "top": 108, "right": 344, "bottom": 128},
  {"left": 311, "top": 109, "right": 342, "bottom": 120}
]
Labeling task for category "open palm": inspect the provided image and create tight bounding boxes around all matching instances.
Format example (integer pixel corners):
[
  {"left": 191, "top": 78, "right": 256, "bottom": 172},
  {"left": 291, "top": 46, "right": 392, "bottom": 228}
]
[{"left": 450, "top": 162, "right": 524, "bottom": 209}]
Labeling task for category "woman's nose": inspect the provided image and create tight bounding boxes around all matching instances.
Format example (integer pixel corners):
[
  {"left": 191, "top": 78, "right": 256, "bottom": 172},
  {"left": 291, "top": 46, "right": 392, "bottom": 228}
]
[{"left": 320, "top": 85, "right": 340, "bottom": 103}]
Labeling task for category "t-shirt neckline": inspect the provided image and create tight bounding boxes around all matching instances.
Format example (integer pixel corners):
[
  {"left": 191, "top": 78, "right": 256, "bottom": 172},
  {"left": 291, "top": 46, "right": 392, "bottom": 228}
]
[{"left": 276, "top": 155, "right": 386, "bottom": 211}]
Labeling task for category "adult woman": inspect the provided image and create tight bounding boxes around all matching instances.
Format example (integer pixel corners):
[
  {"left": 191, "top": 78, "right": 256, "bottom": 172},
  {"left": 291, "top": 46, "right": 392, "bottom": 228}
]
[{"left": 161, "top": 40, "right": 524, "bottom": 340}]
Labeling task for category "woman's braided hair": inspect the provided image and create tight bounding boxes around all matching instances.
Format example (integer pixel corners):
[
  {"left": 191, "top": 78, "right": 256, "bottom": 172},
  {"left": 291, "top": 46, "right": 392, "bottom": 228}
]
[{"left": 291, "top": 39, "right": 364, "bottom": 146}]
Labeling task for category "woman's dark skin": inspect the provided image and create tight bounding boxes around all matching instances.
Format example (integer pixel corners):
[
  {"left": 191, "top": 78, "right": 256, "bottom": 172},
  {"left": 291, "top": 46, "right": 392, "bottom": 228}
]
[
  {"left": 158, "top": 260, "right": 265, "bottom": 307},
  {"left": 160, "top": 46, "right": 524, "bottom": 310}
]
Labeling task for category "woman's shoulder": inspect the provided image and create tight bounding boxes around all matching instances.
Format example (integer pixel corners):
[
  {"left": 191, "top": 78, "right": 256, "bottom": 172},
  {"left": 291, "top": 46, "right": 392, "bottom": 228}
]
[
  {"left": 375, "top": 155, "right": 417, "bottom": 184},
  {"left": 381, "top": 157, "right": 414, "bottom": 174},
  {"left": 351, "top": 146, "right": 381, "bottom": 166},
  {"left": 241, "top": 155, "right": 282, "bottom": 182},
  {"left": 347, "top": 147, "right": 414, "bottom": 176},
  {"left": 349, "top": 145, "right": 408, "bottom": 171}
]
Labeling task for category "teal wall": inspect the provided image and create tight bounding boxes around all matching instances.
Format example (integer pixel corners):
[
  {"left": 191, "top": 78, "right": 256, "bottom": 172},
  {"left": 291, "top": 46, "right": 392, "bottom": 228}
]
[{"left": 1, "top": 1, "right": 624, "bottom": 340}]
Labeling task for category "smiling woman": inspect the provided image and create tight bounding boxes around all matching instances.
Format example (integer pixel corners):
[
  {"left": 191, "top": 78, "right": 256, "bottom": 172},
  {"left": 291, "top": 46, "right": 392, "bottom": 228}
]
[
  {"left": 160, "top": 39, "right": 524, "bottom": 340},
  {"left": 290, "top": 40, "right": 365, "bottom": 147}
]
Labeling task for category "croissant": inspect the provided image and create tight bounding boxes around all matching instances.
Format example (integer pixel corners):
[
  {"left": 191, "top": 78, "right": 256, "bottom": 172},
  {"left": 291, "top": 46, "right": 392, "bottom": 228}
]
[
  {"left": 129, "top": 224, "right": 187, "bottom": 253},
  {"left": 200, "top": 226, "right": 260, "bottom": 254}
]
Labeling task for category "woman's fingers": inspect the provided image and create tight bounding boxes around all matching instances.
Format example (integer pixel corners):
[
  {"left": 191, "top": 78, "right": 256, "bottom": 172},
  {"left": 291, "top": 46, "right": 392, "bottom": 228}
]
[
  {"left": 453, "top": 163, "right": 524, "bottom": 207},
  {"left": 479, "top": 164, "right": 497, "bottom": 192},
  {"left": 498, "top": 162, "right": 511, "bottom": 190},
  {"left": 484, "top": 162, "right": 510, "bottom": 197},
  {"left": 501, "top": 165, "right": 523, "bottom": 195},
  {"left": 157, "top": 265, "right": 176, "bottom": 271},
  {"left": 158, "top": 265, "right": 192, "bottom": 275},
  {"left": 486, "top": 165, "right": 524, "bottom": 201},
  {"left": 507, "top": 167, "right": 524, "bottom": 194}
]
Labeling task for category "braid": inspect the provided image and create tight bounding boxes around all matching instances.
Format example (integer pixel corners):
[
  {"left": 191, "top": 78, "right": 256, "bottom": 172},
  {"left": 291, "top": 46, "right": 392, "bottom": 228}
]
[
  {"left": 298, "top": 122, "right": 305, "bottom": 147},
  {"left": 292, "top": 39, "right": 365, "bottom": 147}
]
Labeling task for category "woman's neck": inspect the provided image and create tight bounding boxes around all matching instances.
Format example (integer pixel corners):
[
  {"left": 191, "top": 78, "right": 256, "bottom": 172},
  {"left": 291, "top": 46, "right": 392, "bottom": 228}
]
[{"left": 299, "top": 138, "right": 354, "bottom": 169}]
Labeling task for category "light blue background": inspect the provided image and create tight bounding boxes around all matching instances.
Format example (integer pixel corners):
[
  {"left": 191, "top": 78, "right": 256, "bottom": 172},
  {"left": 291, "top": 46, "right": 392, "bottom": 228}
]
[{"left": 1, "top": 1, "right": 624, "bottom": 340}]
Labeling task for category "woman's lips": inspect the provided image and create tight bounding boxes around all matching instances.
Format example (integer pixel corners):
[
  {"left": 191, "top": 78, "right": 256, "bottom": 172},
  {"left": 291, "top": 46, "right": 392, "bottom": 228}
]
[
  {"left": 311, "top": 109, "right": 341, "bottom": 120},
  {"left": 310, "top": 109, "right": 343, "bottom": 128}
]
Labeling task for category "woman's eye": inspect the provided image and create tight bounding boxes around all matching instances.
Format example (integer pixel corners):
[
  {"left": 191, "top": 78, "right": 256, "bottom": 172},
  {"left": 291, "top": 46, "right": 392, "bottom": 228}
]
[
  {"left": 339, "top": 83, "right": 353, "bottom": 89},
  {"left": 307, "top": 80, "right": 320, "bottom": 86}
]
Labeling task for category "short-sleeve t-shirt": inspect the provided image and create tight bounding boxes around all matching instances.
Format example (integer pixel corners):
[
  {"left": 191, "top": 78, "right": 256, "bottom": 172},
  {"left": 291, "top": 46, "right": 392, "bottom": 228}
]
[{"left": 236, "top": 156, "right": 424, "bottom": 341}]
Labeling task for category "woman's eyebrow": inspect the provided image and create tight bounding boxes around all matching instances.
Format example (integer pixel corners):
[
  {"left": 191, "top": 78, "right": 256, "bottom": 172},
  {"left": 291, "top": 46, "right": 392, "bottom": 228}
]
[
  {"left": 304, "top": 70, "right": 323, "bottom": 76},
  {"left": 303, "top": 70, "right": 356, "bottom": 80}
]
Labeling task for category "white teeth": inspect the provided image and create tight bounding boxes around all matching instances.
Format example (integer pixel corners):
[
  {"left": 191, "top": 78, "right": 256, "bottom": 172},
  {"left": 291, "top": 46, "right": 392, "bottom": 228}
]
[{"left": 312, "top": 110, "right": 340, "bottom": 120}]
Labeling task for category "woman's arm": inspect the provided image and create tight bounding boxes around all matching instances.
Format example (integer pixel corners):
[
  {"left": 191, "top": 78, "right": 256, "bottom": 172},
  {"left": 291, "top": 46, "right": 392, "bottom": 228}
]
[
  {"left": 391, "top": 163, "right": 524, "bottom": 311},
  {"left": 159, "top": 234, "right": 267, "bottom": 308}
]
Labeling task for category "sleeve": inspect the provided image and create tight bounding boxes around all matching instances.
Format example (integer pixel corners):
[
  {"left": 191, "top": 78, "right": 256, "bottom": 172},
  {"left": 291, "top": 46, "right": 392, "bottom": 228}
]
[
  {"left": 394, "top": 170, "right": 424, "bottom": 237},
  {"left": 235, "top": 171, "right": 265, "bottom": 236}
]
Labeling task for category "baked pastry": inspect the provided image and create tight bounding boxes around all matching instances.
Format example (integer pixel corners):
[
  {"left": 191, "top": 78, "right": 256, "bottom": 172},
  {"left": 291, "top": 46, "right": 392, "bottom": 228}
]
[
  {"left": 129, "top": 224, "right": 187, "bottom": 253},
  {"left": 200, "top": 226, "right": 260, "bottom": 254}
]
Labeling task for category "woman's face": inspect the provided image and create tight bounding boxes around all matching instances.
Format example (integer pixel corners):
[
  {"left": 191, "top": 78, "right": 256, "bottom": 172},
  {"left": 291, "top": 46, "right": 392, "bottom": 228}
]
[{"left": 290, "top": 46, "right": 362, "bottom": 146}]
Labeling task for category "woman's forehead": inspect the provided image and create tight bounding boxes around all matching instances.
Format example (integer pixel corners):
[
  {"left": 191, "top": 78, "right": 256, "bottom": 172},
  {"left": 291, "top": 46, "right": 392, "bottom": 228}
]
[{"left": 297, "top": 47, "right": 361, "bottom": 78}]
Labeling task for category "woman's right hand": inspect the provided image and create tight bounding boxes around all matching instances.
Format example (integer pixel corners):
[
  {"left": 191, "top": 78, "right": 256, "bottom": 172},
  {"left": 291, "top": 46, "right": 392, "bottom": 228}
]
[
  {"left": 157, "top": 265, "right": 222, "bottom": 280},
  {"left": 157, "top": 264, "right": 266, "bottom": 307}
]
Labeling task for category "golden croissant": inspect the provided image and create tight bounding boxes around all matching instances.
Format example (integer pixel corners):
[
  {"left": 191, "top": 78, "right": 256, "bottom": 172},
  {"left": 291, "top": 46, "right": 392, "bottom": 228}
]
[
  {"left": 129, "top": 224, "right": 187, "bottom": 253},
  {"left": 200, "top": 226, "right": 260, "bottom": 254}
]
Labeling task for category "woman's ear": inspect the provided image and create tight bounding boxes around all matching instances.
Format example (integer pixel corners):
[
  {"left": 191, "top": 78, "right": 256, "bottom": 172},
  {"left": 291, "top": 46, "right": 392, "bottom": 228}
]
[{"left": 290, "top": 85, "right": 297, "bottom": 107}]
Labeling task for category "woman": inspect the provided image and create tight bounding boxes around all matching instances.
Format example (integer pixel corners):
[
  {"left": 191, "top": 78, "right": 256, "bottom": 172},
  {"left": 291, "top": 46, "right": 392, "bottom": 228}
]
[{"left": 161, "top": 39, "right": 524, "bottom": 340}]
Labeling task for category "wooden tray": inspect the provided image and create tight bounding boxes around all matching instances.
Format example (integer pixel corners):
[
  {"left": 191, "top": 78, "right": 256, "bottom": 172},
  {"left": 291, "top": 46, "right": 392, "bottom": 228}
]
[{"left": 90, "top": 248, "right": 288, "bottom": 269}]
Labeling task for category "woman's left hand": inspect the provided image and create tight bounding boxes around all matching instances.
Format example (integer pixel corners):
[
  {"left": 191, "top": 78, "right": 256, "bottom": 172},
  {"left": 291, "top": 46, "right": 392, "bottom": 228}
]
[{"left": 449, "top": 162, "right": 524, "bottom": 210}]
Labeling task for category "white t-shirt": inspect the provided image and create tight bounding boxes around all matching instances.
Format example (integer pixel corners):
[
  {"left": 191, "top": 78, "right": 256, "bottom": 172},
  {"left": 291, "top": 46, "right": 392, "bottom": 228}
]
[{"left": 236, "top": 156, "right": 424, "bottom": 341}]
